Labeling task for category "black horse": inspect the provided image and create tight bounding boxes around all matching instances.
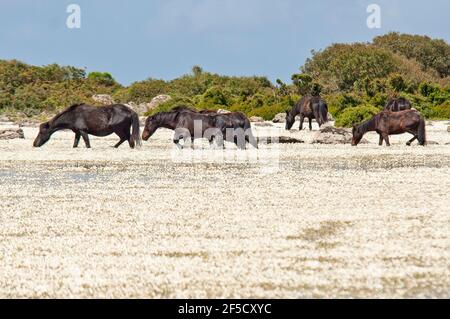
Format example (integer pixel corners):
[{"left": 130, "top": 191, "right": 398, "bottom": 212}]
[
  {"left": 286, "top": 96, "right": 328, "bottom": 130},
  {"left": 352, "top": 110, "right": 426, "bottom": 147},
  {"left": 142, "top": 108, "right": 258, "bottom": 149},
  {"left": 33, "top": 104, "right": 141, "bottom": 148},
  {"left": 384, "top": 97, "right": 412, "bottom": 112}
]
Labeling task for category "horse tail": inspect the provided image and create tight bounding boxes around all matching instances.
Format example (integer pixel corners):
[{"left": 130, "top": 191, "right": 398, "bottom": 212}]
[
  {"left": 131, "top": 111, "right": 142, "bottom": 147},
  {"left": 418, "top": 116, "right": 426, "bottom": 146},
  {"left": 318, "top": 100, "right": 329, "bottom": 126}
]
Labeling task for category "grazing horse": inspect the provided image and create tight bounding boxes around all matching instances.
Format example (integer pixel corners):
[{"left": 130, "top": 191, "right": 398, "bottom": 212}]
[
  {"left": 33, "top": 104, "right": 141, "bottom": 148},
  {"left": 286, "top": 96, "right": 328, "bottom": 131},
  {"left": 351, "top": 110, "right": 426, "bottom": 147},
  {"left": 142, "top": 108, "right": 258, "bottom": 149},
  {"left": 384, "top": 97, "right": 412, "bottom": 112}
]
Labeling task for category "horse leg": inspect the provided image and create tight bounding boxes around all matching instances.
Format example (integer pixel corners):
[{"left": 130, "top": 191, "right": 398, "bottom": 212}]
[
  {"left": 406, "top": 135, "right": 417, "bottom": 146},
  {"left": 127, "top": 132, "right": 135, "bottom": 149},
  {"left": 378, "top": 134, "right": 383, "bottom": 146},
  {"left": 309, "top": 117, "right": 313, "bottom": 131},
  {"left": 73, "top": 132, "right": 81, "bottom": 148},
  {"left": 299, "top": 115, "right": 304, "bottom": 130},
  {"left": 114, "top": 138, "right": 127, "bottom": 148},
  {"left": 383, "top": 134, "right": 391, "bottom": 147},
  {"left": 81, "top": 131, "right": 91, "bottom": 148}
]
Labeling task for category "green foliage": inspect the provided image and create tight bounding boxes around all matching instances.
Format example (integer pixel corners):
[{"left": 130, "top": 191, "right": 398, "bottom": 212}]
[
  {"left": 1, "top": 32, "right": 449, "bottom": 122},
  {"left": 388, "top": 73, "right": 407, "bottom": 92},
  {"left": 326, "top": 93, "right": 362, "bottom": 117},
  {"left": 335, "top": 105, "right": 381, "bottom": 128},
  {"left": 302, "top": 44, "right": 399, "bottom": 92},
  {"left": 429, "top": 101, "right": 450, "bottom": 120},
  {"left": 374, "top": 32, "right": 450, "bottom": 78},
  {"left": 87, "top": 72, "right": 116, "bottom": 86}
]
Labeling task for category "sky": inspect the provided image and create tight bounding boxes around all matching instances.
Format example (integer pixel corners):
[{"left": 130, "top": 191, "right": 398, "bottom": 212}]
[{"left": 0, "top": 0, "right": 449, "bottom": 85}]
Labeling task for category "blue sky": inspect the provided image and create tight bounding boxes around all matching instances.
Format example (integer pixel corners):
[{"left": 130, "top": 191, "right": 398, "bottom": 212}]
[{"left": 1, "top": 0, "right": 449, "bottom": 85}]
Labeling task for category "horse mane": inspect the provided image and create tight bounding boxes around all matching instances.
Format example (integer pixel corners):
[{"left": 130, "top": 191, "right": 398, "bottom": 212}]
[
  {"left": 49, "top": 103, "right": 85, "bottom": 124},
  {"left": 154, "top": 110, "right": 180, "bottom": 124},
  {"left": 356, "top": 114, "right": 378, "bottom": 133},
  {"left": 171, "top": 106, "right": 196, "bottom": 112}
]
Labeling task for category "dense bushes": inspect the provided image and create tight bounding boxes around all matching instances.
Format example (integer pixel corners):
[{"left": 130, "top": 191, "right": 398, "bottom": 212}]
[
  {"left": 0, "top": 60, "right": 119, "bottom": 117},
  {"left": 334, "top": 105, "right": 380, "bottom": 127},
  {"left": 0, "top": 33, "right": 449, "bottom": 124},
  {"left": 373, "top": 32, "right": 450, "bottom": 78}
]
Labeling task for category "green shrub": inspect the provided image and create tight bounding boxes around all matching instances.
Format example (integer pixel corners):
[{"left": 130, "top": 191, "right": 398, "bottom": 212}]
[
  {"left": 87, "top": 72, "right": 117, "bottom": 86},
  {"left": 429, "top": 102, "right": 450, "bottom": 120},
  {"left": 335, "top": 105, "right": 380, "bottom": 127},
  {"left": 326, "top": 93, "right": 362, "bottom": 118}
]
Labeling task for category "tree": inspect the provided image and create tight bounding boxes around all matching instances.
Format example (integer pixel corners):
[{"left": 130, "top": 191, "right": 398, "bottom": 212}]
[
  {"left": 87, "top": 72, "right": 116, "bottom": 86},
  {"left": 374, "top": 32, "right": 450, "bottom": 77},
  {"left": 192, "top": 65, "right": 203, "bottom": 77}
]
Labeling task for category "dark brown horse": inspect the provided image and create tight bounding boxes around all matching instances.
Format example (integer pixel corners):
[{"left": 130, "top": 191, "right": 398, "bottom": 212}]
[
  {"left": 142, "top": 108, "right": 258, "bottom": 149},
  {"left": 384, "top": 97, "right": 412, "bottom": 112},
  {"left": 33, "top": 104, "right": 141, "bottom": 148},
  {"left": 352, "top": 110, "right": 426, "bottom": 147},
  {"left": 286, "top": 96, "right": 328, "bottom": 131}
]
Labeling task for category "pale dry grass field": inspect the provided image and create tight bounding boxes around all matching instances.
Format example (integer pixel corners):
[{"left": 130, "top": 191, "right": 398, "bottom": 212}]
[{"left": 0, "top": 121, "right": 449, "bottom": 298}]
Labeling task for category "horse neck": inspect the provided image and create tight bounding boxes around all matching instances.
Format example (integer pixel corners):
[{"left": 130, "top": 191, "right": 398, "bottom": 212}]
[
  {"left": 157, "top": 113, "right": 178, "bottom": 130},
  {"left": 49, "top": 112, "right": 73, "bottom": 132},
  {"left": 290, "top": 101, "right": 302, "bottom": 117},
  {"left": 358, "top": 116, "right": 377, "bottom": 134}
]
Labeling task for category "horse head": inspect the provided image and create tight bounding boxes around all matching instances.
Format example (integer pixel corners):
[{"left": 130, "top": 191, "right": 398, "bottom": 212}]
[{"left": 33, "top": 122, "right": 52, "bottom": 147}]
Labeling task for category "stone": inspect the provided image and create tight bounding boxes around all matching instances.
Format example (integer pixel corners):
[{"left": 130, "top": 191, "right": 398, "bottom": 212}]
[
  {"left": 147, "top": 95, "right": 172, "bottom": 110},
  {"left": 125, "top": 102, "right": 149, "bottom": 116},
  {"left": 327, "top": 113, "right": 334, "bottom": 121},
  {"left": 249, "top": 116, "right": 264, "bottom": 123},
  {"left": 272, "top": 113, "right": 287, "bottom": 123},
  {"left": 258, "top": 136, "right": 304, "bottom": 144},
  {"left": 217, "top": 109, "right": 231, "bottom": 114},
  {"left": 0, "top": 115, "right": 11, "bottom": 123},
  {"left": 254, "top": 122, "right": 273, "bottom": 127},
  {"left": 92, "top": 94, "right": 115, "bottom": 105},
  {"left": 426, "top": 141, "right": 439, "bottom": 145},
  {"left": 0, "top": 128, "right": 25, "bottom": 140},
  {"left": 312, "top": 126, "right": 367, "bottom": 144},
  {"left": 447, "top": 126, "right": 450, "bottom": 133}
]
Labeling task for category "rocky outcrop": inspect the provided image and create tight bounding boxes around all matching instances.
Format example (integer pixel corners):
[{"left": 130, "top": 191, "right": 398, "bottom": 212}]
[
  {"left": 125, "top": 102, "right": 149, "bottom": 116},
  {"left": 272, "top": 113, "right": 286, "bottom": 123},
  {"left": 312, "top": 126, "right": 367, "bottom": 144},
  {"left": 92, "top": 94, "right": 115, "bottom": 105},
  {"left": 148, "top": 95, "right": 172, "bottom": 110},
  {"left": 0, "top": 128, "right": 25, "bottom": 140},
  {"left": 125, "top": 95, "right": 172, "bottom": 115},
  {"left": 327, "top": 113, "right": 334, "bottom": 121},
  {"left": 258, "top": 136, "right": 304, "bottom": 144},
  {"left": 249, "top": 116, "right": 264, "bottom": 123}
]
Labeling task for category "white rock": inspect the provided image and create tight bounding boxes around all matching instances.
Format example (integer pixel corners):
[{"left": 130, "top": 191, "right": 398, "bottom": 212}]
[
  {"left": 92, "top": 94, "right": 115, "bottom": 105},
  {"left": 272, "top": 113, "right": 287, "bottom": 123},
  {"left": 0, "top": 128, "right": 25, "bottom": 140},
  {"left": 148, "top": 95, "right": 172, "bottom": 110},
  {"left": 250, "top": 116, "right": 264, "bottom": 123}
]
